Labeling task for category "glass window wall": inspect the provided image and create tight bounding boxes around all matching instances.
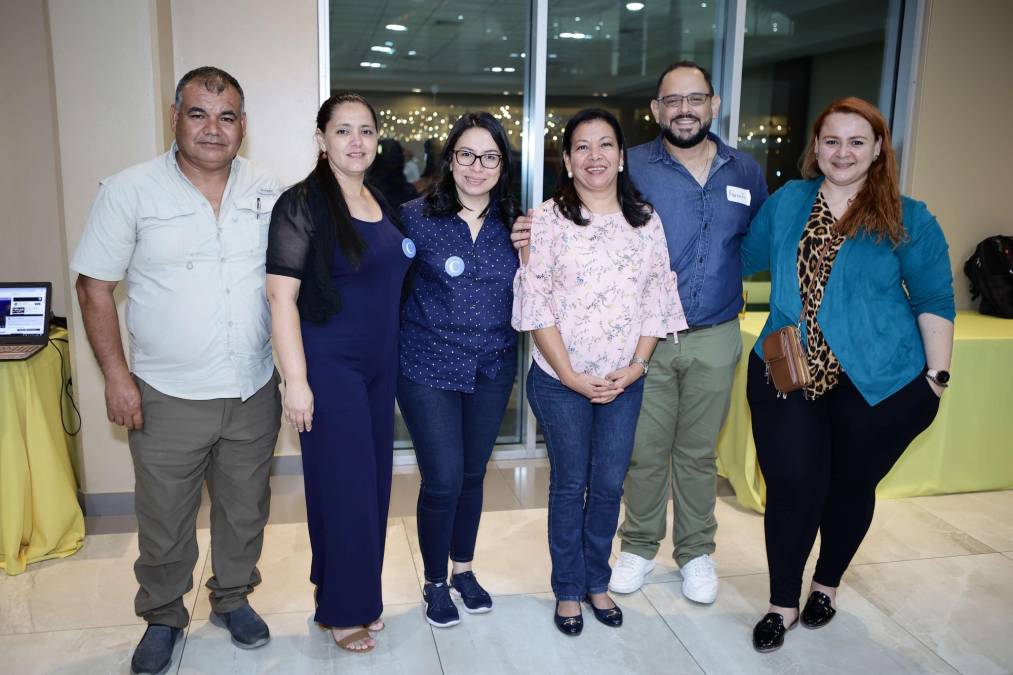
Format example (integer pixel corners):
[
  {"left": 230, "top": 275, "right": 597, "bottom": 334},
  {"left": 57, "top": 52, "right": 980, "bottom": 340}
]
[{"left": 325, "top": 0, "right": 908, "bottom": 454}]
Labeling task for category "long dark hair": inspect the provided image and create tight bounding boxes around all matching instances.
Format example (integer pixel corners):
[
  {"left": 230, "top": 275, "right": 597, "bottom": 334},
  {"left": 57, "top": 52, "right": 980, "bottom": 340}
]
[
  {"left": 310, "top": 92, "right": 386, "bottom": 267},
  {"left": 423, "top": 112, "right": 518, "bottom": 225},
  {"left": 553, "top": 108, "right": 652, "bottom": 228}
]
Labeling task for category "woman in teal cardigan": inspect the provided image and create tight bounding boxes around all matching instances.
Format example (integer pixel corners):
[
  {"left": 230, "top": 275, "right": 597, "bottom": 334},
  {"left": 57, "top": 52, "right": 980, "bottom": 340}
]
[{"left": 740, "top": 97, "right": 954, "bottom": 653}]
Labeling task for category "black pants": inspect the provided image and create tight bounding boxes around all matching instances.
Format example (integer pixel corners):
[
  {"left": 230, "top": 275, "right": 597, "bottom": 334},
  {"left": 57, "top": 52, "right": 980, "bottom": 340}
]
[{"left": 746, "top": 352, "right": 940, "bottom": 608}]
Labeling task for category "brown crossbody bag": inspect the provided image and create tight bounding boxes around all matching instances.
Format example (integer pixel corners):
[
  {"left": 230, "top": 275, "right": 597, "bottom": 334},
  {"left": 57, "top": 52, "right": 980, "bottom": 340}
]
[{"left": 761, "top": 237, "right": 833, "bottom": 397}]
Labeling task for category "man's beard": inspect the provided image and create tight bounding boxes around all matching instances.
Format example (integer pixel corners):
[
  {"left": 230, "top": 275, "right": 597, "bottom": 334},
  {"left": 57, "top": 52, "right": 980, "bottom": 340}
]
[{"left": 662, "top": 114, "right": 712, "bottom": 149}]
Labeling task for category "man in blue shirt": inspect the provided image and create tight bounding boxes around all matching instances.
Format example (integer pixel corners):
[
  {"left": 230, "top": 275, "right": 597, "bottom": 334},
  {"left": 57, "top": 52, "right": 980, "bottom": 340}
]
[
  {"left": 610, "top": 62, "right": 768, "bottom": 602},
  {"left": 514, "top": 61, "right": 767, "bottom": 603}
]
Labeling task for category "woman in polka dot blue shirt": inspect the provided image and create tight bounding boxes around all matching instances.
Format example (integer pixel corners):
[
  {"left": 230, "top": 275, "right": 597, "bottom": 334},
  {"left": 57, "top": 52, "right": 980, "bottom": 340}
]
[{"left": 397, "top": 112, "right": 519, "bottom": 628}]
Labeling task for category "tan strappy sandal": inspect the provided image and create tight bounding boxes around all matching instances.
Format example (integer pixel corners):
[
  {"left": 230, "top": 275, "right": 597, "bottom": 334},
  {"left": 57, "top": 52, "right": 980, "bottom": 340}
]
[{"left": 332, "top": 627, "right": 374, "bottom": 653}]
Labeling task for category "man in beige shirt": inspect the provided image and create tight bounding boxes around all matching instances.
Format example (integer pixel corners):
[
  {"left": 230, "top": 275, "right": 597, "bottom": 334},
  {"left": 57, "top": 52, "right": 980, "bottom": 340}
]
[{"left": 72, "top": 67, "right": 281, "bottom": 675}]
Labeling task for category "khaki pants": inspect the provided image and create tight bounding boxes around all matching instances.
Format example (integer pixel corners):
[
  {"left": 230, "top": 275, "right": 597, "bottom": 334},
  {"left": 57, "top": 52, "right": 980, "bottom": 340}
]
[
  {"left": 618, "top": 320, "right": 741, "bottom": 567},
  {"left": 128, "top": 372, "right": 281, "bottom": 627}
]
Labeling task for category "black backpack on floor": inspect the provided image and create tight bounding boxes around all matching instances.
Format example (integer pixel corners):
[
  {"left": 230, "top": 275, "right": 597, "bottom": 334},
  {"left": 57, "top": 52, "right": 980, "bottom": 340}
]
[{"left": 964, "top": 235, "right": 1013, "bottom": 318}]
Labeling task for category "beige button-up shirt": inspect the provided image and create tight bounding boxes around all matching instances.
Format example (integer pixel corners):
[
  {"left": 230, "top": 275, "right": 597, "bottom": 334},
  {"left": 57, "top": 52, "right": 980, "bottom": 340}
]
[{"left": 71, "top": 146, "right": 282, "bottom": 401}]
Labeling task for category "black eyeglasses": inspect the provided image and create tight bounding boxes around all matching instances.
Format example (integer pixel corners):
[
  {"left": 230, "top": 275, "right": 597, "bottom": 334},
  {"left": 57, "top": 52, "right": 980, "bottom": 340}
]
[
  {"left": 656, "top": 93, "right": 712, "bottom": 109},
  {"left": 454, "top": 149, "right": 503, "bottom": 169}
]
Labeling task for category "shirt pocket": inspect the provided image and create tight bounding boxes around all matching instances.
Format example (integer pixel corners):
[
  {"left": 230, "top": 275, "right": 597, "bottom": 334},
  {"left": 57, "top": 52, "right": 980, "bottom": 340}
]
[
  {"left": 230, "top": 193, "right": 276, "bottom": 256},
  {"left": 136, "top": 202, "right": 197, "bottom": 264}
]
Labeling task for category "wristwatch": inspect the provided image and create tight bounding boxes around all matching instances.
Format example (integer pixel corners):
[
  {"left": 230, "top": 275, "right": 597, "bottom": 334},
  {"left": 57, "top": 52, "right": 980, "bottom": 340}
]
[
  {"left": 631, "top": 356, "right": 650, "bottom": 376},
  {"left": 926, "top": 369, "right": 950, "bottom": 388}
]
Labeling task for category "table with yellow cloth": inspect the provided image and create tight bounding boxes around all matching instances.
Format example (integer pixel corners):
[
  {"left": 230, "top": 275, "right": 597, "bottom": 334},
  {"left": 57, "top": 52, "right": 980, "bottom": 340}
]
[
  {"left": 0, "top": 327, "right": 84, "bottom": 575},
  {"left": 716, "top": 311, "right": 1013, "bottom": 513}
]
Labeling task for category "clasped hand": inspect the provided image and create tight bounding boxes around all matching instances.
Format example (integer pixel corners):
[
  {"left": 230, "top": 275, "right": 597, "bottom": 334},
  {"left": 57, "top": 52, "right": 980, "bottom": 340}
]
[{"left": 563, "top": 365, "right": 644, "bottom": 404}]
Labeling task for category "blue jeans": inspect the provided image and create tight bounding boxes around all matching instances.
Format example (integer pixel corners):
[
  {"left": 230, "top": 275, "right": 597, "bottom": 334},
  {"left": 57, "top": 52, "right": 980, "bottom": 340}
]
[
  {"left": 396, "top": 362, "right": 517, "bottom": 583},
  {"left": 527, "top": 362, "right": 645, "bottom": 601}
]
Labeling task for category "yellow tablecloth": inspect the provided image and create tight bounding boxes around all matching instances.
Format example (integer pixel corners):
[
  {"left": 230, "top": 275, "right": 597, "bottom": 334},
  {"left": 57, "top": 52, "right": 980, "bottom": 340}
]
[
  {"left": 716, "top": 312, "right": 1013, "bottom": 513},
  {"left": 0, "top": 327, "right": 84, "bottom": 575}
]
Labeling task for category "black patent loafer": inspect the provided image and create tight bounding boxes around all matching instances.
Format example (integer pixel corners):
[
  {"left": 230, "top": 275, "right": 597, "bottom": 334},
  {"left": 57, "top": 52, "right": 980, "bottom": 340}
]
[
  {"left": 554, "top": 602, "right": 583, "bottom": 636},
  {"left": 752, "top": 612, "right": 797, "bottom": 653},
  {"left": 801, "top": 591, "right": 837, "bottom": 628},
  {"left": 583, "top": 595, "right": 623, "bottom": 627}
]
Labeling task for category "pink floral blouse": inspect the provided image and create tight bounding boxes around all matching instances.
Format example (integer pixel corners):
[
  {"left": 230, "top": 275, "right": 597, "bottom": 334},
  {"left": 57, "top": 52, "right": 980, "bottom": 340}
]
[{"left": 512, "top": 199, "right": 687, "bottom": 380}]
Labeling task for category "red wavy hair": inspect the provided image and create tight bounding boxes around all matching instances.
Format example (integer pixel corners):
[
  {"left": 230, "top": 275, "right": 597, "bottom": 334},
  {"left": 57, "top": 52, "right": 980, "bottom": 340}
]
[{"left": 800, "top": 97, "right": 903, "bottom": 245}]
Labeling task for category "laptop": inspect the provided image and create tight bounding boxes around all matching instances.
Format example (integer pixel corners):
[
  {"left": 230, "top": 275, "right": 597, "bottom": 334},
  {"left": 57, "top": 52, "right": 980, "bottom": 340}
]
[{"left": 0, "top": 282, "right": 53, "bottom": 361}]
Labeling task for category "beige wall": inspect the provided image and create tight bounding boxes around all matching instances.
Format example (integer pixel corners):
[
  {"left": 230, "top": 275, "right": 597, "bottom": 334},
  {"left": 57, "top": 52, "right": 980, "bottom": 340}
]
[
  {"left": 0, "top": 1, "right": 68, "bottom": 316},
  {"left": 49, "top": 0, "right": 167, "bottom": 495},
  {"left": 170, "top": 0, "right": 319, "bottom": 186},
  {"left": 906, "top": 0, "right": 1013, "bottom": 309}
]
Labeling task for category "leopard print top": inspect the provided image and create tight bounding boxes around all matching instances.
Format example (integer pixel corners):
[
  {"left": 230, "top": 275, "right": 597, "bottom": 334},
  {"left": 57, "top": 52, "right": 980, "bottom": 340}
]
[{"left": 797, "top": 192, "right": 846, "bottom": 399}]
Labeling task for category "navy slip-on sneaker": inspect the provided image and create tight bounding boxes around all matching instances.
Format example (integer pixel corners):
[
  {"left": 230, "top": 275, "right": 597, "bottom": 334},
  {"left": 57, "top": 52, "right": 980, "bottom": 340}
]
[{"left": 131, "top": 624, "right": 182, "bottom": 675}]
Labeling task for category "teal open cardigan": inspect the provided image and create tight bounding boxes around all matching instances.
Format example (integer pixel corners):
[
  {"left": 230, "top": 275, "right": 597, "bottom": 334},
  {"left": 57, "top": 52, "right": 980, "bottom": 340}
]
[{"left": 741, "top": 178, "right": 955, "bottom": 405}]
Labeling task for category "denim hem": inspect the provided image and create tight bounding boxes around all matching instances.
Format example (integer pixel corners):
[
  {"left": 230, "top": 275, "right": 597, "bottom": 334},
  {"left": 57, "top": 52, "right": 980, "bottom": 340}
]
[
  {"left": 449, "top": 556, "right": 474, "bottom": 564},
  {"left": 587, "top": 585, "right": 609, "bottom": 596},
  {"left": 554, "top": 593, "right": 583, "bottom": 602}
]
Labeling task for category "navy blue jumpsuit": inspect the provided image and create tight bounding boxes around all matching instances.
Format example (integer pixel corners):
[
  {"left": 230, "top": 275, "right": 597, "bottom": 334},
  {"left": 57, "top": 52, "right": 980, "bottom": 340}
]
[{"left": 299, "top": 214, "right": 411, "bottom": 627}]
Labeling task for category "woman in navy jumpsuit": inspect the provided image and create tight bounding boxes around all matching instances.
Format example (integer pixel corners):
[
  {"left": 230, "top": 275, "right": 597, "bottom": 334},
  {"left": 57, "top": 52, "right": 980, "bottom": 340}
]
[{"left": 266, "top": 93, "right": 411, "bottom": 652}]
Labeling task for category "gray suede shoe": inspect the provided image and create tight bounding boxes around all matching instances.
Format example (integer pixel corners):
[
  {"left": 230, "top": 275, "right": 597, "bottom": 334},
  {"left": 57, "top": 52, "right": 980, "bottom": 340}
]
[
  {"left": 210, "top": 605, "right": 271, "bottom": 649},
  {"left": 131, "top": 624, "right": 182, "bottom": 675}
]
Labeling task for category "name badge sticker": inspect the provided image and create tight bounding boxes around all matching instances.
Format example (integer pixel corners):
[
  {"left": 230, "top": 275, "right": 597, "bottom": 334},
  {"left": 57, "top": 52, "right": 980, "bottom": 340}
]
[
  {"left": 726, "top": 185, "right": 751, "bottom": 206},
  {"left": 401, "top": 238, "right": 417, "bottom": 258},
  {"left": 445, "top": 256, "right": 465, "bottom": 277}
]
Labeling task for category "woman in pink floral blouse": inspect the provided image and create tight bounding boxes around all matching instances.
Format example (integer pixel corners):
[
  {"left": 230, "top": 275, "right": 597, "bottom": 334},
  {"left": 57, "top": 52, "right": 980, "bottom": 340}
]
[{"left": 512, "top": 108, "right": 686, "bottom": 636}]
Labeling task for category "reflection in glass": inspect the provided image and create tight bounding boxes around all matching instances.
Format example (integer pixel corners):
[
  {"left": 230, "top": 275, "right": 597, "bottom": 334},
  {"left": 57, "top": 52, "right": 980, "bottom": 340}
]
[
  {"left": 739, "top": 0, "right": 892, "bottom": 192},
  {"left": 543, "top": 1, "right": 719, "bottom": 199},
  {"left": 329, "top": 0, "right": 529, "bottom": 447}
]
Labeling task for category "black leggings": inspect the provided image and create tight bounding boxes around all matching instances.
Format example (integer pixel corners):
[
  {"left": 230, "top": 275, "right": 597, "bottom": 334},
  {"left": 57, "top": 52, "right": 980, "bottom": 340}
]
[{"left": 746, "top": 352, "right": 940, "bottom": 608}]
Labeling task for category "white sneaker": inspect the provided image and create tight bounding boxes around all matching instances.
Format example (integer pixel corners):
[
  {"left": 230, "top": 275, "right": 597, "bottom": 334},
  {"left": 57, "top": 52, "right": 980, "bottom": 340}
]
[
  {"left": 680, "top": 554, "right": 718, "bottom": 604},
  {"left": 609, "top": 552, "right": 655, "bottom": 594}
]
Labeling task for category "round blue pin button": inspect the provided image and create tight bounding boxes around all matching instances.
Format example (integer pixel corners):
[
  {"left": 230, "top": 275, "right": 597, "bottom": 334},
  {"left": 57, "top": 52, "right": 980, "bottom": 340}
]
[
  {"left": 401, "top": 238, "right": 416, "bottom": 258},
  {"left": 445, "top": 256, "right": 465, "bottom": 277}
]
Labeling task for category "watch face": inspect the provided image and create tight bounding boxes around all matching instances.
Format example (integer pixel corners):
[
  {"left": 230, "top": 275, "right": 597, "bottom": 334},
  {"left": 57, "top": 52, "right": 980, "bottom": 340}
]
[{"left": 936, "top": 370, "right": 950, "bottom": 384}]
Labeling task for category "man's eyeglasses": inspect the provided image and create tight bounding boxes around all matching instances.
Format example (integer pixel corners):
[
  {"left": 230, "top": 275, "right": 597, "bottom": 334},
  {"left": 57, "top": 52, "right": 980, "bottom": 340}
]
[
  {"left": 656, "top": 93, "right": 712, "bottom": 109},
  {"left": 454, "top": 150, "right": 503, "bottom": 169}
]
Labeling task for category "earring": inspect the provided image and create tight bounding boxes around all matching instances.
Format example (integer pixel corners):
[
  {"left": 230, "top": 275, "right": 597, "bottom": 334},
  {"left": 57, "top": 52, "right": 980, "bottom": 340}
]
[
  {"left": 874, "top": 153, "right": 880, "bottom": 160},
  {"left": 567, "top": 171, "right": 573, "bottom": 178},
  {"left": 619, "top": 165, "right": 624, "bottom": 173}
]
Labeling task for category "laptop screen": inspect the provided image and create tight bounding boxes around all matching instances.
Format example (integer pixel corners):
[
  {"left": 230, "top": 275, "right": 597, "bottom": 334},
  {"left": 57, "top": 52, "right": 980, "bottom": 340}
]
[{"left": 0, "top": 285, "right": 48, "bottom": 337}]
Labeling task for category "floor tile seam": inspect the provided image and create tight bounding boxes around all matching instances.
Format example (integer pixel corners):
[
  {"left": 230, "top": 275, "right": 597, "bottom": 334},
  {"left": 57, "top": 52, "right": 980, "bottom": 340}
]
[
  {"left": 638, "top": 588, "right": 708, "bottom": 675},
  {"left": 900, "top": 499, "right": 998, "bottom": 553},
  {"left": 489, "top": 465, "right": 526, "bottom": 509},
  {"left": 0, "top": 619, "right": 147, "bottom": 638},
  {"left": 844, "top": 585, "right": 964, "bottom": 675},
  {"left": 848, "top": 550, "right": 1006, "bottom": 569}
]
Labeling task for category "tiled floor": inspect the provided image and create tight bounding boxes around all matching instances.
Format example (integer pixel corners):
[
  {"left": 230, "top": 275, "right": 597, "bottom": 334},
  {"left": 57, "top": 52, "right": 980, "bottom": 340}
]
[{"left": 3, "top": 460, "right": 1012, "bottom": 674}]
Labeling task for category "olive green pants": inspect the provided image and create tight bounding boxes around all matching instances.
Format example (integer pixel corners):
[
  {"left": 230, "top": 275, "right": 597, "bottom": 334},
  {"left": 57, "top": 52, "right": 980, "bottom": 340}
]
[
  {"left": 618, "top": 320, "right": 741, "bottom": 567},
  {"left": 128, "top": 372, "right": 281, "bottom": 628}
]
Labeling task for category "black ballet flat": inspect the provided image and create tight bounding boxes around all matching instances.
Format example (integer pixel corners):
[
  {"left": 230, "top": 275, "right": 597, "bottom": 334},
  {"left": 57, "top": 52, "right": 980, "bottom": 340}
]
[
  {"left": 583, "top": 595, "right": 623, "bottom": 627},
  {"left": 801, "top": 591, "right": 837, "bottom": 628},
  {"left": 554, "top": 602, "right": 583, "bottom": 636},
  {"left": 752, "top": 612, "right": 797, "bottom": 653}
]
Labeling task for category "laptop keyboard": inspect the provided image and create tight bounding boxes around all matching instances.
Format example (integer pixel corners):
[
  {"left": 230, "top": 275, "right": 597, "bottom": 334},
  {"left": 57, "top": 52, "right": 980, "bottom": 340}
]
[{"left": 0, "top": 345, "right": 38, "bottom": 354}]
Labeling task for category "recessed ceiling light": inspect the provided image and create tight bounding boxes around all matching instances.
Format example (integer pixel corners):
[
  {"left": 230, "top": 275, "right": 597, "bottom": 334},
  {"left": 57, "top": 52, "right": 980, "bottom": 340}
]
[
  {"left": 411, "top": 88, "right": 422, "bottom": 93},
  {"left": 371, "top": 45, "right": 394, "bottom": 54},
  {"left": 385, "top": 23, "right": 406, "bottom": 31},
  {"left": 408, "top": 50, "right": 417, "bottom": 56},
  {"left": 626, "top": 2, "right": 645, "bottom": 10},
  {"left": 491, "top": 67, "right": 503, "bottom": 72},
  {"left": 504, "top": 67, "right": 515, "bottom": 73}
]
